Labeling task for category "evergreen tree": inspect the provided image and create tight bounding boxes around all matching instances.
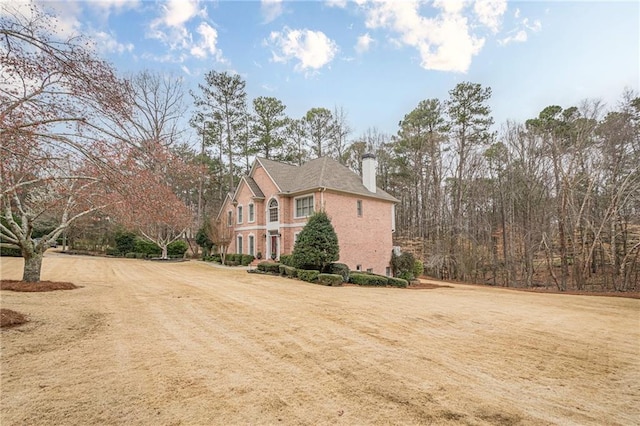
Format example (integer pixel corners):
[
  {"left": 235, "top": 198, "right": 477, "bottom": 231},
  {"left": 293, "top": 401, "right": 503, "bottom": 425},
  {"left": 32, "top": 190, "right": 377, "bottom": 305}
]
[{"left": 292, "top": 211, "right": 339, "bottom": 271}]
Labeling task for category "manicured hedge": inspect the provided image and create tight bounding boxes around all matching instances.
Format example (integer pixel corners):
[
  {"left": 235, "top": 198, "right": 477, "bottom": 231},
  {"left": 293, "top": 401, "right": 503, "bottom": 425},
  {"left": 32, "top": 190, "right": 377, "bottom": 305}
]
[
  {"left": 317, "top": 273, "right": 343, "bottom": 286},
  {"left": 278, "top": 265, "right": 297, "bottom": 277},
  {"left": 324, "top": 262, "right": 350, "bottom": 282},
  {"left": 284, "top": 265, "right": 297, "bottom": 278},
  {"left": 387, "top": 277, "right": 409, "bottom": 288},
  {"left": 0, "top": 246, "right": 21, "bottom": 257},
  {"left": 257, "top": 262, "right": 281, "bottom": 273},
  {"left": 349, "top": 272, "right": 388, "bottom": 286},
  {"left": 297, "top": 269, "right": 320, "bottom": 283},
  {"left": 241, "top": 254, "right": 255, "bottom": 266}
]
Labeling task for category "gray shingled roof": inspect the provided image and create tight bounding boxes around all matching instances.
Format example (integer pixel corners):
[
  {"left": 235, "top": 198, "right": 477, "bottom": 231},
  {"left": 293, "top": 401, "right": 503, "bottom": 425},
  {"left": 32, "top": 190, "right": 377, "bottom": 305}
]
[
  {"left": 255, "top": 157, "right": 398, "bottom": 203},
  {"left": 243, "top": 176, "right": 265, "bottom": 198}
]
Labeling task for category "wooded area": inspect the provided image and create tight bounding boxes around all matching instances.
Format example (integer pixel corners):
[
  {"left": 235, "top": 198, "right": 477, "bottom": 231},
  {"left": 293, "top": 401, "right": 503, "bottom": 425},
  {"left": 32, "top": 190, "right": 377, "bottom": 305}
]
[{"left": 2, "top": 4, "right": 638, "bottom": 290}]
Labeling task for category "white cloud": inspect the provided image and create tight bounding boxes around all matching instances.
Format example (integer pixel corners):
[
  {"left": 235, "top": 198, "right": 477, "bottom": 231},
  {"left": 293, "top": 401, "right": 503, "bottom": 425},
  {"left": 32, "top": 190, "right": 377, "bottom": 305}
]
[
  {"left": 261, "top": 0, "right": 283, "bottom": 23},
  {"left": 355, "top": 33, "right": 373, "bottom": 54},
  {"left": 91, "top": 0, "right": 140, "bottom": 17},
  {"left": 147, "top": 0, "right": 225, "bottom": 63},
  {"left": 514, "top": 8, "right": 521, "bottom": 19},
  {"left": 433, "top": 0, "right": 466, "bottom": 15},
  {"left": 524, "top": 18, "right": 542, "bottom": 32},
  {"left": 0, "top": 1, "right": 74, "bottom": 36},
  {"left": 92, "top": 31, "right": 135, "bottom": 54},
  {"left": 159, "top": 0, "right": 202, "bottom": 28},
  {"left": 268, "top": 27, "right": 338, "bottom": 72},
  {"left": 326, "top": 0, "right": 348, "bottom": 8},
  {"left": 498, "top": 29, "right": 527, "bottom": 46},
  {"left": 189, "top": 22, "right": 223, "bottom": 61},
  {"left": 362, "top": 0, "right": 484, "bottom": 73},
  {"left": 499, "top": 14, "right": 542, "bottom": 47},
  {"left": 473, "top": 0, "right": 507, "bottom": 33}
]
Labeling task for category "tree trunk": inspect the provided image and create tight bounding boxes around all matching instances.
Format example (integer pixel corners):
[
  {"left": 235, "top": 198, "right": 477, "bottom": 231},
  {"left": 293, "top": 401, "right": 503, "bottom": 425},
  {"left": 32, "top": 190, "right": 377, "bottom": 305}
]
[
  {"left": 23, "top": 250, "right": 44, "bottom": 282},
  {"left": 161, "top": 244, "right": 168, "bottom": 260}
]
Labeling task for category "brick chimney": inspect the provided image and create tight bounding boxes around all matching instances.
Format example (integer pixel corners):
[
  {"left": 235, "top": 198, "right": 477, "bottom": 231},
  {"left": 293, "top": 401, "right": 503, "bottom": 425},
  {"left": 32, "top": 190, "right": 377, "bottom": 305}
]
[{"left": 362, "top": 153, "right": 376, "bottom": 193}]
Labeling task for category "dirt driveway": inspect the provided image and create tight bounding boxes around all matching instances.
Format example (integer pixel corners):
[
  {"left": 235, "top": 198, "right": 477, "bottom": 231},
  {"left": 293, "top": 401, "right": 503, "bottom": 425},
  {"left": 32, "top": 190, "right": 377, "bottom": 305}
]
[{"left": 1, "top": 255, "right": 639, "bottom": 425}]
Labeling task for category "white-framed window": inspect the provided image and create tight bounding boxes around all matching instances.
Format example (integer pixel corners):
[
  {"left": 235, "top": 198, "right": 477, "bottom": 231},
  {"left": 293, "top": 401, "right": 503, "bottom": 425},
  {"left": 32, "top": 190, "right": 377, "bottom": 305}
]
[
  {"left": 357, "top": 200, "right": 363, "bottom": 217},
  {"left": 294, "top": 231, "right": 301, "bottom": 242},
  {"left": 227, "top": 211, "right": 233, "bottom": 226},
  {"left": 248, "top": 203, "right": 255, "bottom": 223},
  {"left": 237, "top": 205, "right": 243, "bottom": 224},
  {"left": 295, "top": 195, "right": 314, "bottom": 218},
  {"left": 356, "top": 264, "right": 362, "bottom": 271},
  {"left": 386, "top": 267, "right": 391, "bottom": 277},
  {"left": 269, "top": 198, "right": 279, "bottom": 222},
  {"left": 367, "top": 268, "right": 373, "bottom": 273},
  {"left": 237, "top": 235, "right": 243, "bottom": 254},
  {"left": 248, "top": 235, "right": 255, "bottom": 256}
]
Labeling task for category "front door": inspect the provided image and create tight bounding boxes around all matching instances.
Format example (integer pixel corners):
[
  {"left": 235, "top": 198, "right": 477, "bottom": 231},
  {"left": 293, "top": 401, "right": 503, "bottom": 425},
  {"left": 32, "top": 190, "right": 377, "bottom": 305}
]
[{"left": 270, "top": 234, "right": 278, "bottom": 260}]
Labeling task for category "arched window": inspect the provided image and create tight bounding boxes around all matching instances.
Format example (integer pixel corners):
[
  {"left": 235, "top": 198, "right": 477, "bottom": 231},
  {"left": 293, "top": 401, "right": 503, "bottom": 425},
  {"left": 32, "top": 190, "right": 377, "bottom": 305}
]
[{"left": 269, "top": 198, "right": 279, "bottom": 222}]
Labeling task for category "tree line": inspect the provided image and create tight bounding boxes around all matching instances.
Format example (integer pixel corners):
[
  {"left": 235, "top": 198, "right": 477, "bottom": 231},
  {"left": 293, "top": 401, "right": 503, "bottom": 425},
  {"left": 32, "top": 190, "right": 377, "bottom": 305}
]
[{"left": 2, "top": 4, "right": 638, "bottom": 290}]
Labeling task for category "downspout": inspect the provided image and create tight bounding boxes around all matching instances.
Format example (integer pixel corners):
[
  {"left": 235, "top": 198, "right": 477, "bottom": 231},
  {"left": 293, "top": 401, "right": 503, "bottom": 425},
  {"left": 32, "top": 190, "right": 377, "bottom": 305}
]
[{"left": 320, "top": 187, "right": 325, "bottom": 210}]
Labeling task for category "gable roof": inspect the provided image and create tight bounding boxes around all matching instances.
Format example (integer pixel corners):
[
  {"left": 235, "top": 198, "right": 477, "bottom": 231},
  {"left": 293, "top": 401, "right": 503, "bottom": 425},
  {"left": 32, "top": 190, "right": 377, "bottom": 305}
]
[
  {"left": 241, "top": 176, "right": 265, "bottom": 199},
  {"left": 253, "top": 156, "right": 398, "bottom": 203},
  {"left": 215, "top": 192, "right": 234, "bottom": 220}
]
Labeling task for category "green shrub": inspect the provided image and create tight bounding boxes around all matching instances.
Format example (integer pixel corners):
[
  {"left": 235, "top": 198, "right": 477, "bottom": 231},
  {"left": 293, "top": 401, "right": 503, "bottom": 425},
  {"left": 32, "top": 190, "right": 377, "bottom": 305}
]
[
  {"left": 105, "top": 247, "right": 121, "bottom": 256},
  {"left": 134, "top": 238, "right": 162, "bottom": 256},
  {"left": 114, "top": 230, "right": 136, "bottom": 255},
  {"left": 398, "top": 271, "right": 413, "bottom": 281},
  {"left": 387, "top": 277, "right": 408, "bottom": 288},
  {"left": 0, "top": 245, "right": 22, "bottom": 257},
  {"left": 279, "top": 254, "right": 293, "bottom": 266},
  {"left": 349, "top": 272, "right": 388, "bottom": 286},
  {"left": 413, "top": 259, "right": 424, "bottom": 278},
  {"left": 391, "top": 251, "right": 415, "bottom": 279},
  {"left": 324, "top": 262, "right": 349, "bottom": 282},
  {"left": 292, "top": 211, "right": 339, "bottom": 271},
  {"left": 317, "top": 273, "right": 343, "bottom": 286},
  {"left": 167, "top": 240, "right": 188, "bottom": 257},
  {"left": 297, "top": 269, "right": 320, "bottom": 283},
  {"left": 135, "top": 252, "right": 147, "bottom": 259},
  {"left": 125, "top": 252, "right": 137, "bottom": 258},
  {"left": 212, "top": 254, "right": 221, "bottom": 263},
  {"left": 195, "top": 227, "right": 214, "bottom": 256},
  {"left": 257, "top": 262, "right": 280, "bottom": 273},
  {"left": 241, "top": 254, "right": 255, "bottom": 266},
  {"left": 283, "top": 265, "right": 297, "bottom": 278},
  {"left": 225, "top": 260, "right": 239, "bottom": 266}
]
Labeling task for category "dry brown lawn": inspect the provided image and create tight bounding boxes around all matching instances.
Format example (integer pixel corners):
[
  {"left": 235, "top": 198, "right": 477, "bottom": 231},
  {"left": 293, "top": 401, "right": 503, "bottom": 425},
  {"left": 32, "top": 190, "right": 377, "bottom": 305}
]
[{"left": 1, "top": 254, "right": 639, "bottom": 425}]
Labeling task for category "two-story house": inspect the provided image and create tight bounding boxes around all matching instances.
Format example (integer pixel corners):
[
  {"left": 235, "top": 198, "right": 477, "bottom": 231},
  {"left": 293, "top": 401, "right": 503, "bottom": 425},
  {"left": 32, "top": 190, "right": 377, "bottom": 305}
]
[{"left": 216, "top": 154, "right": 398, "bottom": 275}]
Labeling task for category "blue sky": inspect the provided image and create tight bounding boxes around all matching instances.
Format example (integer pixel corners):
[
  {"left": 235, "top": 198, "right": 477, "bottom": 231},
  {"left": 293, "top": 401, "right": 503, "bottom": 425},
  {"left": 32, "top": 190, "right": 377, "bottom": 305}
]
[{"left": 8, "top": 0, "right": 640, "bottom": 142}]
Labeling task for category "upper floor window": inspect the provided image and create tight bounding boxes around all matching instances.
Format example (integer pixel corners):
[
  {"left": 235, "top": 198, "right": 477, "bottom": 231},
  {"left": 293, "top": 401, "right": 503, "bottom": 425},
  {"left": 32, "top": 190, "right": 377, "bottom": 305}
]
[
  {"left": 227, "top": 211, "right": 232, "bottom": 226},
  {"left": 237, "top": 205, "right": 243, "bottom": 224},
  {"left": 357, "top": 200, "right": 363, "bottom": 217},
  {"left": 248, "top": 203, "right": 255, "bottom": 222},
  {"left": 295, "top": 195, "right": 314, "bottom": 218},
  {"left": 269, "top": 198, "right": 279, "bottom": 222}
]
